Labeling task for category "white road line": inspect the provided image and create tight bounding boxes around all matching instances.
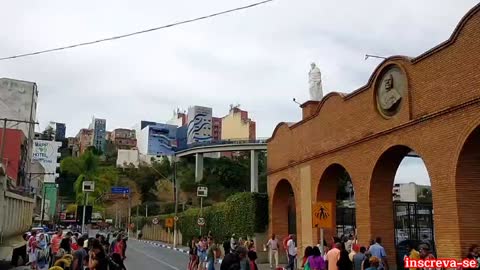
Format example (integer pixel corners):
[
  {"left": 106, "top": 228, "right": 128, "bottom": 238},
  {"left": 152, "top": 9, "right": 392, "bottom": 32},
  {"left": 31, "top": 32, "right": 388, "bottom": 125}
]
[{"left": 130, "top": 245, "right": 181, "bottom": 270}]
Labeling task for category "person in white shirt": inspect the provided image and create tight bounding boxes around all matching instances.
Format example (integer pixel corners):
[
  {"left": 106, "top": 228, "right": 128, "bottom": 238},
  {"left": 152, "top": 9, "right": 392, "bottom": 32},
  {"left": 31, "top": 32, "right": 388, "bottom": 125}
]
[
  {"left": 286, "top": 234, "right": 297, "bottom": 270},
  {"left": 265, "top": 233, "right": 280, "bottom": 268}
]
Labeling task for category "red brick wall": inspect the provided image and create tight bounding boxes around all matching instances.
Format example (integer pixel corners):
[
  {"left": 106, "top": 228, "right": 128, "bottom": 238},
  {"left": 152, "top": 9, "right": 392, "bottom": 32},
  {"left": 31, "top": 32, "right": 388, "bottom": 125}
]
[{"left": 267, "top": 3, "right": 480, "bottom": 262}]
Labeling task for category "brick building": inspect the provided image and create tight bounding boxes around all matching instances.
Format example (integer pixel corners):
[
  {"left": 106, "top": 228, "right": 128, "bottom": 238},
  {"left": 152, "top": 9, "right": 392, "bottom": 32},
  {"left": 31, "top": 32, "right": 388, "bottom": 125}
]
[
  {"left": 75, "top": 129, "right": 93, "bottom": 155},
  {"left": 267, "top": 3, "right": 480, "bottom": 265},
  {"left": 111, "top": 128, "right": 136, "bottom": 149}
]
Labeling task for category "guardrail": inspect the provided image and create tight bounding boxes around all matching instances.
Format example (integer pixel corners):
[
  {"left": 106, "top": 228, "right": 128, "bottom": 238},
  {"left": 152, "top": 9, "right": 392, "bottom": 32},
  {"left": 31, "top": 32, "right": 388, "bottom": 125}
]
[{"left": 175, "top": 137, "right": 269, "bottom": 152}]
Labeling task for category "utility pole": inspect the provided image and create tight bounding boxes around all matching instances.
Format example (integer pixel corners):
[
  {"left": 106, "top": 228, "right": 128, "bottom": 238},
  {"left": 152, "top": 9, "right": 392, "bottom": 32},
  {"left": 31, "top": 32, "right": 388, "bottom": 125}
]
[
  {"left": 0, "top": 119, "right": 7, "bottom": 164},
  {"left": 136, "top": 204, "right": 139, "bottom": 238},
  {"left": 127, "top": 192, "right": 132, "bottom": 237},
  {"left": 173, "top": 158, "right": 179, "bottom": 247}
]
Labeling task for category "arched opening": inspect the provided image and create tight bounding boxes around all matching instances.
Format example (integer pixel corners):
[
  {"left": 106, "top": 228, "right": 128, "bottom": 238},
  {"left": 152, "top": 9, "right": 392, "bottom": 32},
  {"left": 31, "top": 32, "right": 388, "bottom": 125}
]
[
  {"left": 272, "top": 179, "right": 297, "bottom": 240},
  {"left": 456, "top": 126, "right": 480, "bottom": 255},
  {"left": 370, "top": 145, "right": 435, "bottom": 269},
  {"left": 316, "top": 164, "right": 355, "bottom": 246}
]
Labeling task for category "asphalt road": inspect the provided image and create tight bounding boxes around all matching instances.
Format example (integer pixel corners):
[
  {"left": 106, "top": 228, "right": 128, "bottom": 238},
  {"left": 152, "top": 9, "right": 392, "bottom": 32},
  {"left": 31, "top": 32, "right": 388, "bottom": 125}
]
[{"left": 124, "top": 239, "right": 190, "bottom": 270}]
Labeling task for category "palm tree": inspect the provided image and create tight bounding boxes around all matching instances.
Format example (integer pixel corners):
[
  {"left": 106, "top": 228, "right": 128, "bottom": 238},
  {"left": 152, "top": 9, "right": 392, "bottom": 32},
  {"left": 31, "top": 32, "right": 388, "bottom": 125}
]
[{"left": 61, "top": 150, "right": 115, "bottom": 204}]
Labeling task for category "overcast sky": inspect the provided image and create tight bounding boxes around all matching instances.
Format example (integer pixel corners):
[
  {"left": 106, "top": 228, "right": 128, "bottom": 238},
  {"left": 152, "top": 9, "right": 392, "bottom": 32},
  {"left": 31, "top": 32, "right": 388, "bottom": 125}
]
[{"left": 1, "top": 0, "right": 476, "bottom": 185}]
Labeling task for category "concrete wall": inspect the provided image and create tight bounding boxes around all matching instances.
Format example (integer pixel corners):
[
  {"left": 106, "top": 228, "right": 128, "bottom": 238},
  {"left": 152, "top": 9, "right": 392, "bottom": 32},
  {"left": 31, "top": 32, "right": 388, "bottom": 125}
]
[
  {"left": 116, "top": 149, "right": 139, "bottom": 168},
  {"left": 221, "top": 109, "right": 253, "bottom": 140}
]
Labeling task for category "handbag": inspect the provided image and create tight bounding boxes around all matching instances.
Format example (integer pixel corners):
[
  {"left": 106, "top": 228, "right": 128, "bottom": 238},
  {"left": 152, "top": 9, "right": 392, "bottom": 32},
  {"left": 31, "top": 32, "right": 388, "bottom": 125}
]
[{"left": 304, "top": 261, "right": 311, "bottom": 270}]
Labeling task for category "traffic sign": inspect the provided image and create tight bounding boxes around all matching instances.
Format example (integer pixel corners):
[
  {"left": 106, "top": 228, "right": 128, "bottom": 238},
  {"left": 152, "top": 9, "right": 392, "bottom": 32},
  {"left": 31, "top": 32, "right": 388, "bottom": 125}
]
[
  {"left": 197, "top": 186, "right": 208, "bottom": 197},
  {"left": 312, "top": 201, "right": 333, "bottom": 228},
  {"left": 165, "top": 218, "right": 174, "bottom": 228},
  {"left": 152, "top": 217, "right": 159, "bottom": 225},
  {"left": 197, "top": 217, "right": 205, "bottom": 226},
  {"left": 130, "top": 223, "right": 135, "bottom": 229},
  {"left": 174, "top": 216, "right": 179, "bottom": 222},
  {"left": 111, "top": 187, "right": 130, "bottom": 194},
  {"left": 83, "top": 181, "right": 95, "bottom": 192}
]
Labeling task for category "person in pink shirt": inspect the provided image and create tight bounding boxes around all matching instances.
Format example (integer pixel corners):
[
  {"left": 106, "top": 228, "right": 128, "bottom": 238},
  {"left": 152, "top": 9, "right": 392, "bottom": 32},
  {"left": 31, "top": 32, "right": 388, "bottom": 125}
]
[{"left": 326, "top": 242, "right": 341, "bottom": 270}]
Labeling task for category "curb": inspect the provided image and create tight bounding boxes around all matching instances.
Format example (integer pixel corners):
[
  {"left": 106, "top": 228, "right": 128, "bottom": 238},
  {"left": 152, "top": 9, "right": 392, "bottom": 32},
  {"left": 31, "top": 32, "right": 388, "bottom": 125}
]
[{"left": 140, "top": 240, "right": 190, "bottom": 254}]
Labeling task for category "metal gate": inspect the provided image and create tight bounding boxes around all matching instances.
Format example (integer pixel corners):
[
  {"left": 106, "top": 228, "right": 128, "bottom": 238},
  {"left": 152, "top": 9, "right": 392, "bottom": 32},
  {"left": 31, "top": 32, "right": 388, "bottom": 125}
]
[
  {"left": 393, "top": 202, "right": 435, "bottom": 269},
  {"left": 336, "top": 207, "right": 356, "bottom": 238}
]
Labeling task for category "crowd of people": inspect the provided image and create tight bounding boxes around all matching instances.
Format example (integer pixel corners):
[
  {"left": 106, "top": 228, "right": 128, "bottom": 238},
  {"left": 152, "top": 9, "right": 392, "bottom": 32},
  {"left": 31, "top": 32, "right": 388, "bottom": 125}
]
[
  {"left": 24, "top": 228, "right": 129, "bottom": 270},
  {"left": 187, "top": 232, "right": 260, "bottom": 270},
  {"left": 263, "top": 233, "right": 480, "bottom": 270}
]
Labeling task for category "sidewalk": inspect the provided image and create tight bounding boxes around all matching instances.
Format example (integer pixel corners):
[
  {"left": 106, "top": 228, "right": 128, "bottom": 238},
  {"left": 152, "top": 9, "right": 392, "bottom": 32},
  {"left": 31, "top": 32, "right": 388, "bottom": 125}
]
[{"left": 138, "top": 239, "right": 286, "bottom": 270}]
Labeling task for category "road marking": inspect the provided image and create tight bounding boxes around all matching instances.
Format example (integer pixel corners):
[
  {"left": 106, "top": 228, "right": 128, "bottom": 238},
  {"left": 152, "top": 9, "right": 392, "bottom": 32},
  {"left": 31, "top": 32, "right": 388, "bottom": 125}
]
[{"left": 130, "top": 245, "right": 181, "bottom": 270}]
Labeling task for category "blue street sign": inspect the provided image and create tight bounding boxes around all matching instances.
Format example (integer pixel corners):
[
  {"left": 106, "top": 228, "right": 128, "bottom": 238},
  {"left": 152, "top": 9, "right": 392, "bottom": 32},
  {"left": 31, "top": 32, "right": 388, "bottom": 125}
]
[{"left": 111, "top": 187, "right": 130, "bottom": 194}]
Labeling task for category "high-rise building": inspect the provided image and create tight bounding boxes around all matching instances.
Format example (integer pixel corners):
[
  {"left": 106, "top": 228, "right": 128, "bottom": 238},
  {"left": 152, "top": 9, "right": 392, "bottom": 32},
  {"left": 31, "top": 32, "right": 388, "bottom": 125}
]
[
  {"left": 137, "top": 122, "right": 177, "bottom": 156},
  {"left": 75, "top": 129, "right": 94, "bottom": 155},
  {"left": 0, "top": 78, "right": 38, "bottom": 187},
  {"left": 221, "top": 105, "right": 256, "bottom": 140},
  {"left": 111, "top": 128, "right": 137, "bottom": 149},
  {"left": 187, "top": 106, "right": 213, "bottom": 145},
  {"left": 54, "top": 123, "right": 66, "bottom": 141},
  {"left": 212, "top": 117, "right": 222, "bottom": 141},
  {"left": 89, "top": 118, "right": 107, "bottom": 153}
]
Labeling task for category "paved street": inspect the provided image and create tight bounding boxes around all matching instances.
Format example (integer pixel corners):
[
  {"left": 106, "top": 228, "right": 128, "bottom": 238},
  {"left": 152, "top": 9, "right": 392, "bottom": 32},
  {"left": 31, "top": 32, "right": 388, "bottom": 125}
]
[
  {"left": 126, "top": 239, "right": 275, "bottom": 270},
  {"left": 125, "top": 239, "right": 189, "bottom": 270}
]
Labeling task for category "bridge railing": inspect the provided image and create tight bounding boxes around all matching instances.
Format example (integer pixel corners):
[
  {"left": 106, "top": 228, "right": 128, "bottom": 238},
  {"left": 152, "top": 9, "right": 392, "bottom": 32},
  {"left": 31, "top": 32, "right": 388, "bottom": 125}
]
[{"left": 175, "top": 137, "right": 269, "bottom": 152}]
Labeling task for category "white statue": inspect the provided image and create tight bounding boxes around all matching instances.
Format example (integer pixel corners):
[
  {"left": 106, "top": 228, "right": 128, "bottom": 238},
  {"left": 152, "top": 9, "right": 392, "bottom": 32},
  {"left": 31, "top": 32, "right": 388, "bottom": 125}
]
[{"left": 309, "top": 62, "right": 323, "bottom": 101}]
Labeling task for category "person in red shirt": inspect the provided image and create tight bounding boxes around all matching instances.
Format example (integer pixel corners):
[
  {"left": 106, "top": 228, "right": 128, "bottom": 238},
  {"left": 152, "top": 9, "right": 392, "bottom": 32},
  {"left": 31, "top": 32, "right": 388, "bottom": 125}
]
[
  {"left": 71, "top": 235, "right": 79, "bottom": 251},
  {"left": 113, "top": 235, "right": 125, "bottom": 260},
  {"left": 50, "top": 229, "right": 63, "bottom": 266}
]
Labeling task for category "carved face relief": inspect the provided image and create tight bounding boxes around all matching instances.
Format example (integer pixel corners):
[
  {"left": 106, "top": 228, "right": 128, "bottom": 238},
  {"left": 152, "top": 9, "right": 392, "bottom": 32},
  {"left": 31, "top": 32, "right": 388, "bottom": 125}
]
[{"left": 376, "top": 66, "right": 407, "bottom": 118}]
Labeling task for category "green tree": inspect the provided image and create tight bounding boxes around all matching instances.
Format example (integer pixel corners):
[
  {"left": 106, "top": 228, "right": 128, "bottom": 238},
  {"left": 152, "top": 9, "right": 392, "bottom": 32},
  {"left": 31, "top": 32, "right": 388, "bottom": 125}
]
[
  {"left": 60, "top": 150, "right": 117, "bottom": 204},
  {"left": 417, "top": 187, "right": 432, "bottom": 203}
]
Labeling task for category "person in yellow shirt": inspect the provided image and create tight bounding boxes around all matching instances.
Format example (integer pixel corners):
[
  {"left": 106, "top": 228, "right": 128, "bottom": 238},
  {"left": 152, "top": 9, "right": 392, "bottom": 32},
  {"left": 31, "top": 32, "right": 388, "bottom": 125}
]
[{"left": 407, "top": 242, "right": 420, "bottom": 270}]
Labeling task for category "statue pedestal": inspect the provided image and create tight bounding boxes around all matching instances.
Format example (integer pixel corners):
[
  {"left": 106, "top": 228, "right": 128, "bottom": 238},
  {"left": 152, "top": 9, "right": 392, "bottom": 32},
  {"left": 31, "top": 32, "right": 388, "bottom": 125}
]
[{"left": 301, "top": 100, "right": 321, "bottom": 119}]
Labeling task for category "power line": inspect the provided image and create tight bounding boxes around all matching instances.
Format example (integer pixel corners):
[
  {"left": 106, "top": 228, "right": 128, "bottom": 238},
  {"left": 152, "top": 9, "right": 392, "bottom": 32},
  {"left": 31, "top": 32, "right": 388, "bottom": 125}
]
[{"left": 0, "top": 0, "right": 274, "bottom": 61}]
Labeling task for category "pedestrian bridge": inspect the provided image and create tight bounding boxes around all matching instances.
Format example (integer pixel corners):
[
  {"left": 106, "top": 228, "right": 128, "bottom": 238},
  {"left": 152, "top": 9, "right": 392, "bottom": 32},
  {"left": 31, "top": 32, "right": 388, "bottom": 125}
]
[
  {"left": 174, "top": 138, "right": 268, "bottom": 157},
  {"left": 174, "top": 138, "right": 268, "bottom": 192}
]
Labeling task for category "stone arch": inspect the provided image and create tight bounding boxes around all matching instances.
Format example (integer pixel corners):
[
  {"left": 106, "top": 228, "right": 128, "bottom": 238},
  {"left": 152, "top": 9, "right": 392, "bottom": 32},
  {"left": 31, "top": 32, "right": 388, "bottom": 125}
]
[
  {"left": 271, "top": 179, "right": 297, "bottom": 240},
  {"left": 369, "top": 144, "right": 434, "bottom": 267},
  {"left": 455, "top": 124, "right": 480, "bottom": 255},
  {"left": 316, "top": 163, "right": 355, "bottom": 243}
]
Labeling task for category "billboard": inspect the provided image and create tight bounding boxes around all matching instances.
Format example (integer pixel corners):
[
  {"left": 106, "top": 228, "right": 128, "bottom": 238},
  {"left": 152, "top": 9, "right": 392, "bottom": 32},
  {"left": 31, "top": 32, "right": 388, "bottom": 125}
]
[
  {"left": 187, "top": 106, "right": 212, "bottom": 145},
  {"left": 32, "top": 140, "right": 62, "bottom": 183}
]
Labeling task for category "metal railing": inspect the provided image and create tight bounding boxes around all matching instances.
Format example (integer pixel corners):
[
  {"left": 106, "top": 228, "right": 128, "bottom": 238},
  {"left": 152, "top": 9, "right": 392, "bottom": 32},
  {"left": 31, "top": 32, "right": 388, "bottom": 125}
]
[{"left": 175, "top": 137, "right": 269, "bottom": 152}]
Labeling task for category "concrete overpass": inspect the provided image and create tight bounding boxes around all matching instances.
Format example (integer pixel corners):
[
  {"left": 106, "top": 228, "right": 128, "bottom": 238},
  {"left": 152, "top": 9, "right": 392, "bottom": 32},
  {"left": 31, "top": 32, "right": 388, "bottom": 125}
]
[{"left": 174, "top": 139, "right": 268, "bottom": 192}]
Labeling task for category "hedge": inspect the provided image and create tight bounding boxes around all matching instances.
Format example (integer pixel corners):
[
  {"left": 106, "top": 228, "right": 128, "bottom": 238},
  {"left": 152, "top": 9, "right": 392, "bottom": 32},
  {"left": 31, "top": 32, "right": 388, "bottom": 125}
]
[{"left": 133, "top": 192, "right": 268, "bottom": 245}]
